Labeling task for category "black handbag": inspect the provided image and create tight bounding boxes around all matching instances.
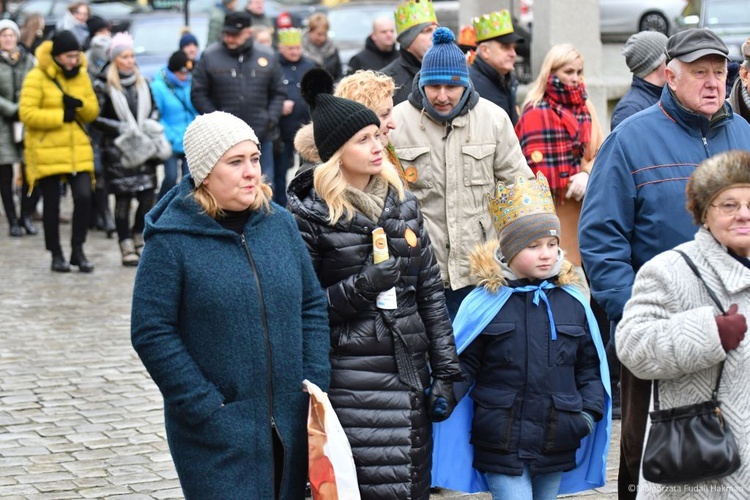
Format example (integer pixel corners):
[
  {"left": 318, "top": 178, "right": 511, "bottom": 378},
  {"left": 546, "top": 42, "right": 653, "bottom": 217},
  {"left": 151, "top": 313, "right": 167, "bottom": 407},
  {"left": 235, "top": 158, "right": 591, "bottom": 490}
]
[{"left": 641, "top": 250, "right": 741, "bottom": 485}]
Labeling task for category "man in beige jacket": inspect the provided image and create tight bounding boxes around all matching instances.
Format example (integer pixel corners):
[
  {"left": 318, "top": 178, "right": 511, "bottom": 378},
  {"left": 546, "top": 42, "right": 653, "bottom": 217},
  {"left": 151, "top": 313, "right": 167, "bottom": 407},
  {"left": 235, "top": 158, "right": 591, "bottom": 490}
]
[{"left": 390, "top": 27, "right": 532, "bottom": 318}]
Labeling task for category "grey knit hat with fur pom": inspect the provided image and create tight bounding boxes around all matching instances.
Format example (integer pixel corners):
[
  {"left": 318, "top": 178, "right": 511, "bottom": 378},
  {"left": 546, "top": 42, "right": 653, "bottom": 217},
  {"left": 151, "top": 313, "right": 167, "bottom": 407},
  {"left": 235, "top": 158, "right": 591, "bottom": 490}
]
[
  {"left": 687, "top": 150, "right": 750, "bottom": 223},
  {"left": 184, "top": 111, "right": 259, "bottom": 185}
]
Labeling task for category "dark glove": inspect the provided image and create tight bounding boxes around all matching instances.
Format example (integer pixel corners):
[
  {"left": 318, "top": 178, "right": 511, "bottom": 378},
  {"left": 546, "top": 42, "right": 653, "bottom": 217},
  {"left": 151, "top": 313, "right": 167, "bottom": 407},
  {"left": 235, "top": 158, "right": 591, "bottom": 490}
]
[
  {"left": 354, "top": 257, "right": 401, "bottom": 301},
  {"left": 581, "top": 411, "right": 595, "bottom": 436},
  {"left": 716, "top": 303, "right": 746, "bottom": 352},
  {"left": 62, "top": 94, "right": 83, "bottom": 109},
  {"left": 426, "top": 378, "right": 456, "bottom": 422},
  {"left": 11, "top": 110, "right": 19, "bottom": 121},
  {"left": 63, "top": 107, "right": 77, "bottom": 123}
]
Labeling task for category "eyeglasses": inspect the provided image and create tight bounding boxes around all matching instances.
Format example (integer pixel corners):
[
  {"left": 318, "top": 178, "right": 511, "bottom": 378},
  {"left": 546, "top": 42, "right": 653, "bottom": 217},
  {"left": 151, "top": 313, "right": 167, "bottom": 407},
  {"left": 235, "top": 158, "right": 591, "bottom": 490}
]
[{"left": 710, "top": 200, "right": 750, "bottom": 215}]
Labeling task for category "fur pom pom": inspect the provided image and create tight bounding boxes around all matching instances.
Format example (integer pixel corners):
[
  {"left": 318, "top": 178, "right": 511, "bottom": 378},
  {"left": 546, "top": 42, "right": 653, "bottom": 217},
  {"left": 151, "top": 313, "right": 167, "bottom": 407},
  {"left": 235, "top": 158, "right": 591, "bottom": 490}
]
[
  {"left": 432, "top": 26, "right": 455, "bottom": 45},
  {"left": 300, "top": 68, "right": 334, "bottom": 107}
]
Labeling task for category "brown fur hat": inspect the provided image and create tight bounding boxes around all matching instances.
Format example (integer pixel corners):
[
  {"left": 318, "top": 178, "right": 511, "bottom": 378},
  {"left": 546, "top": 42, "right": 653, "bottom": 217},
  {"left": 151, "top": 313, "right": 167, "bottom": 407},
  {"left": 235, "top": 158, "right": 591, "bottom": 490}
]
[{"left": 686, "top": 150, "right": 750, "bottom": 224}]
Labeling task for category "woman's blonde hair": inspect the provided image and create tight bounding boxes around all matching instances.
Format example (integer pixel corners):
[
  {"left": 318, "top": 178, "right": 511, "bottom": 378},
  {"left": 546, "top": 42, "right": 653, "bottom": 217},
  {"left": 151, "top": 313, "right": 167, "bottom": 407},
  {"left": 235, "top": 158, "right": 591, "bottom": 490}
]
[
  {"left": 106, "top": 53, "right": 145, "bottom": 91},
  {"left": 307, "top": 13, "right": 329, "bottom": 32},
  {"left": 192, "top": 180, "right": 273, "bottom": 219},
  {"left": 314, "top": 149, "right": 404, "bottom": 225},
  {"left": 334, "top": 70, "right": 395, "bottom": 113},
  {"left": 523, "top": 43, "right": 583, "bottom": 108}
]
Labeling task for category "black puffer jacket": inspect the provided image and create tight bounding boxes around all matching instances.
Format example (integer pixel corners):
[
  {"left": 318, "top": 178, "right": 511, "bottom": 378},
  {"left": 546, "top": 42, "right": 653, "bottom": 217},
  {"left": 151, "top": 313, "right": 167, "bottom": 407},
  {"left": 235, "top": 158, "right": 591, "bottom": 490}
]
[
  {"left": 381, "top": 47, "right": 422, "bottom": 106},
  {"left": 190, "top": 40, "right": 286, "bottom": 143},
  {"left": 287, "top": 168, "right": 462, "bottom": 500},
  {"left": 347, "top": 36, "right": 399, "bottom": 75}
]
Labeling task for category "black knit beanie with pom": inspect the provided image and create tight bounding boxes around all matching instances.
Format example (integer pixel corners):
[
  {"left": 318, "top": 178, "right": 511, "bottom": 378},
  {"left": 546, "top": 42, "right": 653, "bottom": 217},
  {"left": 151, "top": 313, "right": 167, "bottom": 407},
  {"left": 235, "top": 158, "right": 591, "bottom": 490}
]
[{"left": 300, "top": 68, "right": 380, "bottom": 162}]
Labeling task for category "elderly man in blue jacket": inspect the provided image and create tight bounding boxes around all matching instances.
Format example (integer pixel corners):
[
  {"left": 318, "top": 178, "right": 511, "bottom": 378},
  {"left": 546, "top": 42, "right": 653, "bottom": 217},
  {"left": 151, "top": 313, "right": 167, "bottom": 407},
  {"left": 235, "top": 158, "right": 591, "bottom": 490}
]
[{"left": 579, "top": 28, "right": 750, "bottom": 500}]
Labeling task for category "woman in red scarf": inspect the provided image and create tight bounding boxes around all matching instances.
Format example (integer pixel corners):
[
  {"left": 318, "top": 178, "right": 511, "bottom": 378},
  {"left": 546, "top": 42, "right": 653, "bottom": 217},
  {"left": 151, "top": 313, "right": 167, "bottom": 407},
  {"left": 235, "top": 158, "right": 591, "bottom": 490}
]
[{"left": 514, "top": 44, "right": 603, "bottom": 266}]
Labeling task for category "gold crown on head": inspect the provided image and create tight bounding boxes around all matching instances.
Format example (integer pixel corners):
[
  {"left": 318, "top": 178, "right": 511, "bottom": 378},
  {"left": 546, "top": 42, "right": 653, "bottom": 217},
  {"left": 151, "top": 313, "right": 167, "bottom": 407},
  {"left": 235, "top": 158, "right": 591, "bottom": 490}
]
[
  {"left": 277, "top": 28, "right": 302, "bottom": 46},
  {"left": 394, "top": 0, "right": 437, "bottom": 35},
  {"left": 488, "top": 172, "right": 557, "bottom": 234},
  {"left": 473, "top": 9, "right": 514, "bottom": 43}
]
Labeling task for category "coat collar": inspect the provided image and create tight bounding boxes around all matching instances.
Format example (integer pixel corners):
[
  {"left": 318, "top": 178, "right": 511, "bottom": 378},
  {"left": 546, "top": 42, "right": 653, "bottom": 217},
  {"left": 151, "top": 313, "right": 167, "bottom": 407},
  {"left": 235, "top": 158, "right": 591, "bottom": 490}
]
[{"left": 693, "top": 228, "right": 750, "bottom": 296}]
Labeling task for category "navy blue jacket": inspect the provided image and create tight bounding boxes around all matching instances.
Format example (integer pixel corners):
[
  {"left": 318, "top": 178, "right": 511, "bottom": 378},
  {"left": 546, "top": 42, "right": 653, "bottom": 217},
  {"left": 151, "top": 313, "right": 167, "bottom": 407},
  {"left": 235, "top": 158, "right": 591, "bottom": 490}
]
[
  {"left": 469, "top": 55, "right": 518, "bottom": 125},
  {"left": 610, "top": 76, "right": 662, "bottom": 131},
  {"left": 278, "top": 54, "right": 316, "bottom": 142},
  {"left": 579, "top": 86, "right": 750, "bottom": 322},
  {"left": 460, "top": 277, "right": 604, "bottom": 476},
  {"left": 131, "top": 176, "right": 330, "bottom": 499}
]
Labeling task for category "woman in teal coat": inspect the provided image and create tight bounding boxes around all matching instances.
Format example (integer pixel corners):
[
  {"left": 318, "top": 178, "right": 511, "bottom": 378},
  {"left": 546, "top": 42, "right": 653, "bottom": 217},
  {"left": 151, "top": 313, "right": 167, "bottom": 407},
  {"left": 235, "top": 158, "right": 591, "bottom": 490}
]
[{"left": 131, "top": 111, "right": 330, "bottom": 499}]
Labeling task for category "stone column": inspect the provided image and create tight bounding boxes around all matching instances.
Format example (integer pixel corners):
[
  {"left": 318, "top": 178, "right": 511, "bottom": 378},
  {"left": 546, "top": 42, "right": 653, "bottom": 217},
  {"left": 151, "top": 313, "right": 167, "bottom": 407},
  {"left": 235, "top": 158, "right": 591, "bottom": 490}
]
[{"left": 530, "top": 0, "right": 609, "bottom": 133}]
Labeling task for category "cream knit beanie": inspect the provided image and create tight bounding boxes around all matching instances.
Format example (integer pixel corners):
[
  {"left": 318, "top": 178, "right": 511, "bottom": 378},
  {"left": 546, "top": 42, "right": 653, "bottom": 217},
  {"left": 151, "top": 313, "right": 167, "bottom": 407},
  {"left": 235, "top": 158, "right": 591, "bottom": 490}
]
[{"left": 184, "top": 111, "right": 260, "bottom": 185}]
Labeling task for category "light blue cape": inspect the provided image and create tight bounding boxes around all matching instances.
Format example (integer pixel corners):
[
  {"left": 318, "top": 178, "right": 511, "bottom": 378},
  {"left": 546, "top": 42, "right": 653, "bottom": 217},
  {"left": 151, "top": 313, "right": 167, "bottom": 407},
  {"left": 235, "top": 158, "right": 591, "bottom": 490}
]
[{"left": 431, "top": 284, "right": 612, "bottom": 494}]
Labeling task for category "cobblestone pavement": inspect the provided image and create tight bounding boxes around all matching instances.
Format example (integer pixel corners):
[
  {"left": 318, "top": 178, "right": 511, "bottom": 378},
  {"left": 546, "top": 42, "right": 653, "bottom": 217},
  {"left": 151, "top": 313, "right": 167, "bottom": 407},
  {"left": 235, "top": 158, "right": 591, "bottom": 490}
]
[{"left": 0, "top": 199, "right": 620, "bottom": 499}]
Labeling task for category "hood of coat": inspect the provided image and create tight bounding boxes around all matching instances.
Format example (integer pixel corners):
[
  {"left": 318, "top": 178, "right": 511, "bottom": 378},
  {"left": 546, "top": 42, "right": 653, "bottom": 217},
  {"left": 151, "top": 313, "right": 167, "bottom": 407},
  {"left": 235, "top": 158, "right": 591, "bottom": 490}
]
[
  {"left": 293, "top": 123, "right": 321, "bottom": 164},
  {"left": 36, "top": 40, "right": 88, "bottom": 81},
  {"left": 285, "top": 166, "right": 334, "bottom": 228},
  {"left": 144, "top": 175, "right": 270, "bottom": 239},
  {"left": 469, "top": 240, "right": 581, "bottom": 293}
]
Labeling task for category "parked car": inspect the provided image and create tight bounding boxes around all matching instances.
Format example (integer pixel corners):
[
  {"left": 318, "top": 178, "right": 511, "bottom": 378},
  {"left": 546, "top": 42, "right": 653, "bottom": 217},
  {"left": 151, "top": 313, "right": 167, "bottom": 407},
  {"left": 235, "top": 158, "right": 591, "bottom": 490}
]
[
  {"left": 674, "top": 0, "right": 750, "bottom": 62},
  {"left": 11, "top": 0, "right": 147, "bottom": 38},
  {"left": 176, "top": 0, "right": 325, "bottom": 27},
  {"left": 599, "top": 0, "right": 687, "bottom": 40},
  {"left": 129, "top": 12, "right": 209, "bottom": 79}
]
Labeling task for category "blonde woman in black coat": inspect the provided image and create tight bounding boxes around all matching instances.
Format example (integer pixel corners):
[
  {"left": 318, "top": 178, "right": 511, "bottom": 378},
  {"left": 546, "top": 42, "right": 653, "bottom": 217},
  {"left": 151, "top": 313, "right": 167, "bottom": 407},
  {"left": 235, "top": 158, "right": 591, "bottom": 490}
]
[{"left": 286, "top": 69, "right": 462, "bottom": 500}]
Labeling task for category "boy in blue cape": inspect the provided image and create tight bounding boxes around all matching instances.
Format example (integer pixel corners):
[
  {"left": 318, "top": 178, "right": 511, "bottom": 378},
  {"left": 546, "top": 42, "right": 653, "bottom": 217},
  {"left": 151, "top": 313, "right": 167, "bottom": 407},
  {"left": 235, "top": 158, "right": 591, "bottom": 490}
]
[{"left": 432, "top": 172, "right": 611, "bottom": 498}]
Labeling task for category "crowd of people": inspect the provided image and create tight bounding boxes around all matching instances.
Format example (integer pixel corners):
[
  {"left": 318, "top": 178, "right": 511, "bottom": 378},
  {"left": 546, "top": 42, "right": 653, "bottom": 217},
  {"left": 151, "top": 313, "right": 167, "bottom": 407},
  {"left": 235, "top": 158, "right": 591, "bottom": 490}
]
[{"left": 3, "top": 0, "right": 750, "bottom": 498}]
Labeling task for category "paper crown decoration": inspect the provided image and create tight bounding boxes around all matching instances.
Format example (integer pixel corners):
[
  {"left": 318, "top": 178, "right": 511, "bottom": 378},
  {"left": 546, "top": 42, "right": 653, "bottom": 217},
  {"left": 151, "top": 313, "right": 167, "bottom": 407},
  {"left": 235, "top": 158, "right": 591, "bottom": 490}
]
[
  {"left": 487, "top": 172, "right": 556, "bottom": 234},
  {"left": 458, "top": 25, "right": 476, "bottom": 47},
  {"left": 473, "top": 9, "right": 514, "bottom": 43},
  {"left": 277, "top": 28, "right": 302, "bottom": 46},
  {"left": 394, "top": 0, "right": 438, "bottom": 35}
]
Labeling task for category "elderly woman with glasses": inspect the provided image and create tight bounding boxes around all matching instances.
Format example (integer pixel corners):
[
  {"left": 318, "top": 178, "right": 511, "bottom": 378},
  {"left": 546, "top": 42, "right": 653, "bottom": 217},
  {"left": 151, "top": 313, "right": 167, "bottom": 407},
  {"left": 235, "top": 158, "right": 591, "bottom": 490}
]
[{"left": 616, "top": 150, "right": 750, "bottom": 498}]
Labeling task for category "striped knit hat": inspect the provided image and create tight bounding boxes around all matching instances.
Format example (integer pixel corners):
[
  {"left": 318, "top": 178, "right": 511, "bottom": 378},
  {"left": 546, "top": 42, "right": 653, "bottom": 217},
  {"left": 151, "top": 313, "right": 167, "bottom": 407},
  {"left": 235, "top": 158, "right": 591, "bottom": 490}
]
[
  {"left": 622, "top": 31, "right": 668, "bottom": 78},
  {"left": 419, "top": 27, "right": 470, "bottom": 88},
  {"left": 184, "top": 111, "right": 259, "bottom": 185},
  {"left": 500, "top": 213, "right": 561, "bottom": 264},
  {"left": 301, "top": 68, "right": 380, "bottom": 162}
]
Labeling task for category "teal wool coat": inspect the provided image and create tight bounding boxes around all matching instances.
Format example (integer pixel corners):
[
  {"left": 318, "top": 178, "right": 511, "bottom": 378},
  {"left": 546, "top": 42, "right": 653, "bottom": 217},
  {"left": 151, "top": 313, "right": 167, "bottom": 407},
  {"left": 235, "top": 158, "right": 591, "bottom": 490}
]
[{"left": 131, "top": 176, "right": 330, "bottom": 499}]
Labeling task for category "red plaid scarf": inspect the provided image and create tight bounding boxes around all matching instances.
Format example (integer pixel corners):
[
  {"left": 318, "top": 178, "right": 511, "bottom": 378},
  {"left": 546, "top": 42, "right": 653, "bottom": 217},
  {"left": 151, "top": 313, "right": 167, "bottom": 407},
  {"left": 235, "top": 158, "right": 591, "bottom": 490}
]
[{"left": 515, "top": 75, "right": 592, "bottom": 200}]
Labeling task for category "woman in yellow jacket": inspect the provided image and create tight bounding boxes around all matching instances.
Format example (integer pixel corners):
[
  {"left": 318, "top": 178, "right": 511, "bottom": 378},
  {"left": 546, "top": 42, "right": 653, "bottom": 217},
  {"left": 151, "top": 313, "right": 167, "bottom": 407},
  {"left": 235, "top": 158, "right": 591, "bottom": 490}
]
[{"left": 19, "top": 30, "right": 99, "bottom": 272}]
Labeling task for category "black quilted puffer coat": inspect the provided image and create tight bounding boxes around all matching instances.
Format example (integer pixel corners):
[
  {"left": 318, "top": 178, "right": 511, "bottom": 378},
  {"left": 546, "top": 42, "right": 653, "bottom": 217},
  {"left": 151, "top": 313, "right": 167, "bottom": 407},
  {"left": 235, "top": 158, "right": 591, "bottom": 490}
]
[{"left": 287, "top": 168, "right": 462, "bottom": 500}]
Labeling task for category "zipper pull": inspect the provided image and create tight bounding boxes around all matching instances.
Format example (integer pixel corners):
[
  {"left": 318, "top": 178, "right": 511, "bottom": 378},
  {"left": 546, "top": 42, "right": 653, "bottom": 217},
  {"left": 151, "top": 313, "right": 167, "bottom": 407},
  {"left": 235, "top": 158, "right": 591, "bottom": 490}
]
[
  {"left": 702, "top": 137, "right": 708, "bottom": 147},
  {"left": 231, "top": 68, "right": 236, "bottom": 78}
]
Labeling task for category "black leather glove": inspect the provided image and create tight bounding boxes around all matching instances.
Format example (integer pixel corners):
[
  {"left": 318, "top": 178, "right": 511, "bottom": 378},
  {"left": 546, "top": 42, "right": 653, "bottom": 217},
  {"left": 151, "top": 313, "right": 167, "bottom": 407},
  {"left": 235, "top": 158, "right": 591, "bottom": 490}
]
[
  {"left": 354, "top": 257, "right": 401, "bottom": 301},
  {"left": 426, "top": 378, "right": 456, "bottom": 422},
  {"left": 11, "top": 110, "right": 19, "bottom": 121},
  {"left": 63, "top": 94, "right": 83, "bottom": 109},
  {"left": 716, "top": 303, "right": 746, "bottom": 352},
  {"left": 63, "top": 107, "right": 76, "bottom": 123}
]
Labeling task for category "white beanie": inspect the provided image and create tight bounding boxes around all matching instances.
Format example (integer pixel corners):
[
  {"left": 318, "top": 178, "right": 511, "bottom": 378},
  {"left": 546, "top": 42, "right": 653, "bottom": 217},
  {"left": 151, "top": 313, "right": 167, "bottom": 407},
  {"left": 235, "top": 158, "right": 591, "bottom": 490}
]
[
  {"left": 0, "top": 19, "right": 20, "bottom": 39},
  {"left": 184, "top": 111, "right": 260, "bottom": 185}
]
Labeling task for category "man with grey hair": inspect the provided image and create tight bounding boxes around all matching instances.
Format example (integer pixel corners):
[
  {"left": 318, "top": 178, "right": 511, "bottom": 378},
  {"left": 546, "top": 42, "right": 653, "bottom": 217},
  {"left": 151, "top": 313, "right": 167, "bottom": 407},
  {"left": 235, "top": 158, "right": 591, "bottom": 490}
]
[
  {"left": 610, "top": 30, "right": 669, "bottom": 130},
  {"left": 347, "top": 16, "right": 398, "bottom": 75},
  {"left": 727, "top": 37, "right": 750, "bottom": 121},
  {"left": 579, "top": 28, "right": 750, "bottom": 500}
]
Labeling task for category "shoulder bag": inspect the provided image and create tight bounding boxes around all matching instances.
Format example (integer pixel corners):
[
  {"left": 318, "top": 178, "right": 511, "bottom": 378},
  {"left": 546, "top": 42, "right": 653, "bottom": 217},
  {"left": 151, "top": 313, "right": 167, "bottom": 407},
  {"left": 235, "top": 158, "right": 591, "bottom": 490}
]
[{"left": 641, "top": 249, "right": 741, "bottom": 484}]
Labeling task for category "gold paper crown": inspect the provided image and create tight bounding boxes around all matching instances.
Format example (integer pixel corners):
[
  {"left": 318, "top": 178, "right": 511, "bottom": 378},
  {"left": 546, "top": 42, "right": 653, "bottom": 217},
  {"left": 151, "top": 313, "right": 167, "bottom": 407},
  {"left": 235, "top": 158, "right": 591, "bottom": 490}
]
[
  {"left": 473, "top": 9, "right": 514, "bottom": 43},
  {"left": 458, "top": 25, "right": 476, "bottom": 47},
  {"left": 487, "top": 172, "right": 557, "bottom": 234},
  {"left": 394, "top": 0, "right": 437, "bottom": 36},
  {"left": 277, "top": 28, "right": 302, "bottom": 46}
]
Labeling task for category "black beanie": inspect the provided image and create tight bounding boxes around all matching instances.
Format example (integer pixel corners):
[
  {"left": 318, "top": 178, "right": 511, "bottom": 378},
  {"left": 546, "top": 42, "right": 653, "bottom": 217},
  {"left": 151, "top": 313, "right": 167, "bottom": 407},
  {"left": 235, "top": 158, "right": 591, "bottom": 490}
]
[
  {"left": 300, "top": 68, "right": 380, "bottom": 162},
  {"left": 51, "top": 30, "right": 81, "bottom": 56},
  {"left": 168, "top": 50, "right": 191, "bottom": 73},
  {"left": 86, "top": 16, "right": 109, "bottom": 35}
]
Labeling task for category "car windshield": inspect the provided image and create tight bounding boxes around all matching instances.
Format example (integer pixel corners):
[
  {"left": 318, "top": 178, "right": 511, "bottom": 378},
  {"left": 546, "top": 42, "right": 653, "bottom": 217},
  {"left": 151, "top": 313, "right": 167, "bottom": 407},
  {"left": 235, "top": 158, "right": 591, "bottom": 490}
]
[
  {"left": 705, "top": 0, "right": 750, "bottom": 26},
  {"left": 328, "top": 6, "right": 395, "bottom": 44}
]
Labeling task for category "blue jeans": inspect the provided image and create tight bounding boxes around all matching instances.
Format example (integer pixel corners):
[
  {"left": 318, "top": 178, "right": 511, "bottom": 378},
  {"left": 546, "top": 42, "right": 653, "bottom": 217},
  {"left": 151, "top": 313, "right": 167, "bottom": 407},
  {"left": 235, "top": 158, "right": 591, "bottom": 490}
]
[
  {"left": 260, "top": 140, "right": 274, "bottom": 193},
  {"left": 444, "top": 285, "right": 475, "bottom": 321},
  {"left": 485, "top": 466, "right": 562, "bottom": 500},
  {"left": 158, "top": 153, "right": 188, "bottom": 200}
]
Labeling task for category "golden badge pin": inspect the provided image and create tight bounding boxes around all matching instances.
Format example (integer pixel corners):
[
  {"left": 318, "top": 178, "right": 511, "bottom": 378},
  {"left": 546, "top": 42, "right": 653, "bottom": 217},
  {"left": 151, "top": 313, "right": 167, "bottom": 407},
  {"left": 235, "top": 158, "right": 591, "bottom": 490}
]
[
  {"left": 404, "top": 166, "right": 418, "bottom": 183},
  {"left": 405, "top": 228, "right": 418, "bottom": 248},
  {"left": 530, "top": 150, "right": 544, "bottom": 163},
  {"left": 258, "top": 57, "right": 269, "bottom": 67}
]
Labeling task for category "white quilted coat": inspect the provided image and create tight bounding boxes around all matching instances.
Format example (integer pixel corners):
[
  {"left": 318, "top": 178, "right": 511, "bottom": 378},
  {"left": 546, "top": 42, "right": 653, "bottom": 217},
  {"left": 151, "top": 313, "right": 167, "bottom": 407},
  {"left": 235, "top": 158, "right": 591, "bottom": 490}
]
[{"left": 617, "top": 228, "right": 750, "bottom": 499}]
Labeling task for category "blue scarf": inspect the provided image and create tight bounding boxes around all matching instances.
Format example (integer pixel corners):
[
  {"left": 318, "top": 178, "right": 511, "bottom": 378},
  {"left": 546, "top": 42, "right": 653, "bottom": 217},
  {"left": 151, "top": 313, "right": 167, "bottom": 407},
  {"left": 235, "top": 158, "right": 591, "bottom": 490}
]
[{"left": 432, "top": 283, "right": 612, "bottom": 494}]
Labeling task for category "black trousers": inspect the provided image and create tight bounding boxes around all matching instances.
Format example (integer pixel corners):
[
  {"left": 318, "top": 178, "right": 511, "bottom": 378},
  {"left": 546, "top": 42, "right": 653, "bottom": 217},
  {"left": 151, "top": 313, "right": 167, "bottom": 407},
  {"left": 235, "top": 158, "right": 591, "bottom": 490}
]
[
  {"left": 0, "top": 164, "right": 17, "bottom": 224},
  {"left": 38, "top": 173, "right": 91, "bottom": 254},
  {"left": 114, "top": 190, "right": 155, "bottom": 242}
]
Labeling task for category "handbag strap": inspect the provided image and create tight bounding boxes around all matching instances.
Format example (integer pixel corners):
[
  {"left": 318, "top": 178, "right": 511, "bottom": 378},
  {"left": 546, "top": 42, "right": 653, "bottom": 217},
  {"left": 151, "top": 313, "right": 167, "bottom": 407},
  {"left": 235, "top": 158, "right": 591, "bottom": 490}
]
[
  {"left": 653, "top": 249, "right": 726, "bottom": 410},
  {"left": 47, "top": 75, "right": 89, "bottom": 134}
]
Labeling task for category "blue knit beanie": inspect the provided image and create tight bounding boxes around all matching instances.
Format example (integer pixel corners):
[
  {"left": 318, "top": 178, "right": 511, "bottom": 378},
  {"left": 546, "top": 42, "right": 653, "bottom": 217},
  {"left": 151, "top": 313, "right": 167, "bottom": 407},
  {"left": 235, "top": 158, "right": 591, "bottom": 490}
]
[
  {"left": 419, "top": 27, "right": 469, "bottom": 88},
  {"left": 179, "top": 32, "right": 199, "bottom": 49}
]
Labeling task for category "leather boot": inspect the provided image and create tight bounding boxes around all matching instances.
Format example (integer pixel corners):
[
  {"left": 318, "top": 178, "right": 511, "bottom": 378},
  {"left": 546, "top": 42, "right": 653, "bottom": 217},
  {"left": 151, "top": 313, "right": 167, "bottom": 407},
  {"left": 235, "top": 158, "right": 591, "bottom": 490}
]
[
  {"left": 19, "top": 215, "right": 37, "bottom": 235},
  {"left": 51, "top": 252, "right": 71, "bottom": 273},
  {"left": 102, "top": 208, "right": 116, "bottom": 239},
  {"left": 9, "top": 220, "right": 22, "bottom": 237},
  {"left": 120, "top": 238, "right": 140, "bottom": 267},
  {"left": 133, "top": 233, "right": 144, "bottom": 256},
  {"left": 70, "top": 245, "right": 94, "bottom": 273}
]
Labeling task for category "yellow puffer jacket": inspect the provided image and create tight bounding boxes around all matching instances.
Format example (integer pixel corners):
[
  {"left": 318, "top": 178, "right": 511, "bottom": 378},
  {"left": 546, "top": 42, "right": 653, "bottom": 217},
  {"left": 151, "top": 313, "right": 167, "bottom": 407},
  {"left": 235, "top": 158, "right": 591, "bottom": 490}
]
[{"left": 19, "top": 41, "right": 99, "bottom": 187}]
